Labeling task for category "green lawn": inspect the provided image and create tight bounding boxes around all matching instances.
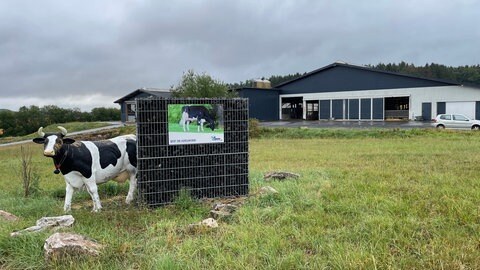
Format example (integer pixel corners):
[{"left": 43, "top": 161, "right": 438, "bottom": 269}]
[{"left": 1, "top": 128, "right": 480, "bottom": 269}]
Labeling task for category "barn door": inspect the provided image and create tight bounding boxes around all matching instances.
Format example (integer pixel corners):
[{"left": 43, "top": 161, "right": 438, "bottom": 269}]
[
  {"left": 437, "top": 102, "right": 446, "bottom": 116},
  {"left": 372, "top": 98, "right": 384, "bottom": 120},
  {"left": 348, "top": 99, "right": 359, "bottom": 120},
  {"left": 319, "top": 100, "right": 330, "bottom": 120},
  {"left": 332, "top": 99, "right": 344, "bottom": 120},
  {"left": 360, "top": 98, "right": 371, "bottom": 120},
  {"left": 422, "top": 102, "right": 432, "bottom": 121}
]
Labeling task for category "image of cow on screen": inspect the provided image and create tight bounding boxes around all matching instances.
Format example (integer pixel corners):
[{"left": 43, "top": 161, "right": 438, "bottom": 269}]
[{"left": 168, "top": 104, "right": 224, "bottom": 145}]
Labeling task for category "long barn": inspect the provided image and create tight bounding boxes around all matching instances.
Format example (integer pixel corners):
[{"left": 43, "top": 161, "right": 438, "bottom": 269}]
[{"left": 237, "top": 62, "right": 480, "bottom": 121}]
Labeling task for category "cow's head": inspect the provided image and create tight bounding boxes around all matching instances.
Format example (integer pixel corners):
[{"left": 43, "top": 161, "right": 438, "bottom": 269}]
[
  {"left": 207, "top": 119, "right": 215, "bottom": 131},
  {"left": 32, "top": 126, "right": 75, "bottom": 157}
]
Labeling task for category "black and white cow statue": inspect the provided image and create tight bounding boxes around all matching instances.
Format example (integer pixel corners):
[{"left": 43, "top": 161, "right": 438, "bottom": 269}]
[
  {"left": 179, "top": 106, "right": 215, "bottom": 132},
  {"left": 33, "top": 126, "right": 137, "bottom": 212}
]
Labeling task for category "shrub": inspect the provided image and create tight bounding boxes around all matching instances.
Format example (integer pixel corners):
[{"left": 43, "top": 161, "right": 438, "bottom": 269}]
[
  {"left": 173, "top": 188, "right": 197, "bottom": 211},
  {"left": 249, "top": 118, "right": 261, "bottom": 138}
]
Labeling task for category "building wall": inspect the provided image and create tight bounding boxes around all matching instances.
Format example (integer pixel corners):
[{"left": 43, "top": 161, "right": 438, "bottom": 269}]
[
  {"left": 237, "top": 88, "right": 279, "bottom": 121},
  {"left": 280, "top": 66, "right": 453, "bottom": 94},
  {"left": 119, "top": 92, "right": 165, "bottom": 122},
  {"left": 281, "top": 85, "right": 480, "bottom": 120},
  {"left": 120, "top": 103, "right": 127, "bottom": 122}
]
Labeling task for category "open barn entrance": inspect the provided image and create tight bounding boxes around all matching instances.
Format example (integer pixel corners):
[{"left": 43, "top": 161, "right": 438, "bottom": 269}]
[
  {"left": 306, "top": 101, "right": 319, "bottom": 120},
  {"left": 384, "top": 97, "right": 409, "bottom": 120},
  {"left": 281, "top": 97, "right": 303, "bottom": 120}
]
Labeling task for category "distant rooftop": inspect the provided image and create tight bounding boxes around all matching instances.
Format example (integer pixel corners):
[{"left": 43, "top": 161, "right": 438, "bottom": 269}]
[{"left": 114, "top": 88, "right": 171, "bottom": 103}]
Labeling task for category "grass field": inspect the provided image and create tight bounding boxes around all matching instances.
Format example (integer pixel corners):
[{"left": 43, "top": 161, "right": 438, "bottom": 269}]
[{"left": 1, "top": 128, "right": 480, "bottom": 269}]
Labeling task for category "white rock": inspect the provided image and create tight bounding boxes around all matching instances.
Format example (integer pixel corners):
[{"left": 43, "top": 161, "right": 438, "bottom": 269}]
[
  {"left": 201, "top": 218, "right": 218, "bottom": 228},
  {"left": 258, "top": 186, "right": 279, "bottom": 195},
  {"left": 186, "top": 217, "right": 219, "bottom": 233},
  {"left": 212, "top": 203, "right": 238, "bottom": 213},
  {"left": 10, "top": 215, "right": 74, "bottom": 237},
  {"left": 37, "top": 215, "right": 75, "bottom": 228},
  {"left": 44, "top": 232, "right": 103, "bottom": 261}
]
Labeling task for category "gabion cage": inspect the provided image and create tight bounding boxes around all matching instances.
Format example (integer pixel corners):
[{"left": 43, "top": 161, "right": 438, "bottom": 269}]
[{"left": 135, "top": 98, "right": 249, "bottom": 206}]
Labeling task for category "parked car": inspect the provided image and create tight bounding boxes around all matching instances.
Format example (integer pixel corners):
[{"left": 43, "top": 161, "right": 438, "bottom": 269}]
[{"left": 432, "top": 114, "right": 480, "bottom": 130}]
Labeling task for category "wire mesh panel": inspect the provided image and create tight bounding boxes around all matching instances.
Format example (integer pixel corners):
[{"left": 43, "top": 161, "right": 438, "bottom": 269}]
[{"left": 136, "top": 98, "right": 249, "bottom": 206}]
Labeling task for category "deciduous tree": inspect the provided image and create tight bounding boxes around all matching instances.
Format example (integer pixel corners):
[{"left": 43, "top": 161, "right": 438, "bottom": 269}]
[{"left": 171, "top": 70, "right": 237, "bottom": 98}]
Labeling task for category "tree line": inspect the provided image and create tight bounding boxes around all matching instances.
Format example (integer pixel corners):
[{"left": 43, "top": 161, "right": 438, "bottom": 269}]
[
  {"left": 0, "top": 105, "right": 120, "bottom": 137},
  {"left": 368, "top": 62, "right": 480, "bottom": 86}
]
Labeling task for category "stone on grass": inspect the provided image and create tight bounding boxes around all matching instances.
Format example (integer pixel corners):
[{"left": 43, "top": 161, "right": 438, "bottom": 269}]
[
  {"left": 0, "top": 210, "right": 19, "bottom": 221},
  {"left": 209, "top": 203, "right": 239, "bottom": 220},
  {"left": 257, "top": 186, "right": 279, "bottom": 195},
  {"left": 209, "top": 210, "right": 232, "bottom": 220},
  {"left": 10, "top": 215, "right": 74, "bottom": 237},
  {"left": 264, "top": 171, "right": 300, "bottom": 181},
  {"left": 201, "top": 218, "right": 219, "bottom": 228},
  {"left": 212, "top": 203, "right": 238, "bottom": 213},
  {"left": 187, "top": 218, "right": 219, "bottom": 233},
  {"left": 44, "top": 232, "right": 103, "bottom": 261}
]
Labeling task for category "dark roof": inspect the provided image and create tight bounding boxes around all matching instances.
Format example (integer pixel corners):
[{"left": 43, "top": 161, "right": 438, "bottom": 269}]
[
  {"left": 234, "top": 87, "right": 281, "bottom": 91},
  {"left": 275, "top": 62, "right": 460, "bottom": 88},
  {"left": 114, "top": 88, "right": 171, "bottom": 103}
]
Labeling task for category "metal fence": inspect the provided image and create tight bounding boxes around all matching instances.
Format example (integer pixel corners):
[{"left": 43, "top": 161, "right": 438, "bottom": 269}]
[{"left": 135, "top": 98, "right": 249, "bottom": 206}]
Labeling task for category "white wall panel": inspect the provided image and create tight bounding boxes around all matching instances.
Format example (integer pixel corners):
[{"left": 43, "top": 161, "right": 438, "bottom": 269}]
[
  {"left": 280, "top": 85, "right": 480, "bottom": 120},
  {"left": 446, "top": 102, "right": 475, "bottom": 119}
]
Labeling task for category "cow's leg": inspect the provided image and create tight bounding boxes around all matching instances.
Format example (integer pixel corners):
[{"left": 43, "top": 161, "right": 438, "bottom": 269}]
[
  {"left": 64, "top": 182, "right": 75, "bottom": 212},
  {"left": 126, "top": 170, "right": 137, "bottom": 204},
  {"left": 84, "top": 179, "right": 102, "bottom": 212}
]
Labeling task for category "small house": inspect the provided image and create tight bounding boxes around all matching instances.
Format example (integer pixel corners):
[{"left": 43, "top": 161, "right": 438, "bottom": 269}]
[{"left": 114, "top": 88, "right": 171, "bottom": 123}]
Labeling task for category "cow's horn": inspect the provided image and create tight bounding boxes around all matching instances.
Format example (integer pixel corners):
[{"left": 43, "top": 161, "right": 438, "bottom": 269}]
[
  {"left": 37, "top": 127, "right": 45, "bottom": 137},
  {"left": 58, "top": 126, "right": 68, "bottom": 136}
]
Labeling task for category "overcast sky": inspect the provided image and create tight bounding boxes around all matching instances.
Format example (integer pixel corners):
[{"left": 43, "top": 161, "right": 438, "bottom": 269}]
[{"left": 1, "top": 0, "right": 479, "bottom": 111}]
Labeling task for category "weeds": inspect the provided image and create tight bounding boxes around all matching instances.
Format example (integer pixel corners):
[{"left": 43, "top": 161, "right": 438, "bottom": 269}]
[
  {"left": 173, "top": 188, "right": 198, "bottom": 211},
  {"left": 17, "top": 145, "right": 40, "bottom": 197}
]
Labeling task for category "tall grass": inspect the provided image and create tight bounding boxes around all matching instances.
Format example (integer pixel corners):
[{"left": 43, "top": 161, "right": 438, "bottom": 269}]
[{"left": 1, "top": 128, "right": 480, "bottom": 269}]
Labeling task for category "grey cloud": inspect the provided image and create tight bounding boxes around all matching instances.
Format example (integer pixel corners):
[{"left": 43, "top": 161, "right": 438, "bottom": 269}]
[{"left": 0, "top": 0, "right": 479, "bottom": 110}]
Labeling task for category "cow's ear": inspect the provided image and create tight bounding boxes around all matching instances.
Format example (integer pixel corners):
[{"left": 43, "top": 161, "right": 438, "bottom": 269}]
[
  {"left": 33, "top": 138, "right": 45, "bottom": 144},
  {"left": 63, "top": 138, "right": 75, "bottom": 144}
]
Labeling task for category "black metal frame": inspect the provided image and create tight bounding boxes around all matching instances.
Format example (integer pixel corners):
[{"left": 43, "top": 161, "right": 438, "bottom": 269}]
[{"left": 135, "top": 98, "right": 249, "bottom": 206}]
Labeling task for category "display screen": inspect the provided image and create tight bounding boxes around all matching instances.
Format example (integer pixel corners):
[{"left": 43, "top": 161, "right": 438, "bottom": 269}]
[{"left": 168, "top": 104, "right": 224, "bottom": 145}]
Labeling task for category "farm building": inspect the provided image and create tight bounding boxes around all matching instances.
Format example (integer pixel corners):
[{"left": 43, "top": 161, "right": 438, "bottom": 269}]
[
  {"left": 237, "top": 62, "right": 480, "bottom": 121},
  {"left": 114, "top": 88, "right": 171, "bottom": 123}
]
